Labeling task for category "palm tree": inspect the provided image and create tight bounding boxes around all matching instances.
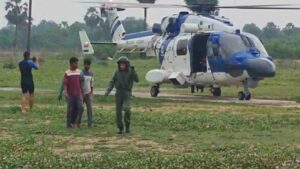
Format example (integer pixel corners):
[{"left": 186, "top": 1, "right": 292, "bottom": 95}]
[
  {"left": 5, "top": 0, "right": 28, "bottom": 56},
  {"left": 184, "top": 0, "right": 218, "bottom": 15},
  {"left": 136, "top": 0, "right": 157, "bottom": 30}
]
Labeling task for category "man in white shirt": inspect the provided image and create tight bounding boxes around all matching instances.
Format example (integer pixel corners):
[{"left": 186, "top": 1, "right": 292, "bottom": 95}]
[{"left": 81, "top": 58, "right": 94, "bottom": 127}]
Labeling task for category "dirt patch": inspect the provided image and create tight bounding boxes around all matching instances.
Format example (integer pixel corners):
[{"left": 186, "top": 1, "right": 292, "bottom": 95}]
[
  {"left": 49, "top": 134, "right": 191, "bottom": 156},
  {"left": 134, "top": 92, "right": 300, "bottom": 108},
  {"left": 0, "top": 128, "right": 16, "bottom": 140},
  {"left": 134, "top": 102, "right": 218, "bottom": 115}
]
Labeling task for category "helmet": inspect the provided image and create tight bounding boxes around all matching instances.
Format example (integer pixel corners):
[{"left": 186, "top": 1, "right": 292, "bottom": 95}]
[{"left": 117, "top": 56, "right": 130, "bottom": 64}]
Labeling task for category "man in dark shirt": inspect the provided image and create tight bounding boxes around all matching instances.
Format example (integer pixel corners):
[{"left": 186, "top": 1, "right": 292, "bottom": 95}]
[{"left": 19, "top": 51, "right": 39, "bottom": 113}]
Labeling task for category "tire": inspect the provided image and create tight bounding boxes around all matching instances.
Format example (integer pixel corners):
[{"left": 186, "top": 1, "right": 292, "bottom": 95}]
[
  {"left": 150, "top": 86, "right": 159, "bottom": 97},
  {"left": 238, "top": 91, "right": 245, "bottom": 100},
  {"left": 245, "top": 93, "right": 252, "bottom": 101},
  {"left": 212, "top": 88, "right": 221, "bottom": 97}
]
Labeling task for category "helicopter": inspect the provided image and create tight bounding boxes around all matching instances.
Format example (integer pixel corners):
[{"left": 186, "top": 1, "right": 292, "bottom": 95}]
[{"left": 79, "top": 1, "right": 300, "bottom": 100}]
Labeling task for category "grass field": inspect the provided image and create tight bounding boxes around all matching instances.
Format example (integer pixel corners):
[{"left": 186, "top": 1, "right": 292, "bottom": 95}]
[
  {"left": 0, "top": 55, "right": 300, "bottom": 168},
  {"left": 0, "top": 55, "right": 299, "bottom": 101}
]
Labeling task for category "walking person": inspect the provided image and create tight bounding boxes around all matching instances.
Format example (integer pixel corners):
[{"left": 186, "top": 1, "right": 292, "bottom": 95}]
[
  {"left": 19, "top": 51, "right": 39, "bottom": 113},
  {"left": 64, "top": 57, "right": 83, "bottom": 128},
  {"left": 104, "top": 56, "right": 139, "bottom": 134}
]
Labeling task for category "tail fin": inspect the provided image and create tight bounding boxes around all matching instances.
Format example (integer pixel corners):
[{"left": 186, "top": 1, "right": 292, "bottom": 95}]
[
  {"left": 79, "top": 30, "right": 95, "bottom": 55},
  {"left": 105, "top": 8, "right": 126, "bottom": 43}
]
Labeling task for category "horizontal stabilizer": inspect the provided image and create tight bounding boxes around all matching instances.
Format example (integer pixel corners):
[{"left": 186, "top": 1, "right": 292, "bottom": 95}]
[{"left": 91, "top": 42, "right": 117, "bottom": 45}]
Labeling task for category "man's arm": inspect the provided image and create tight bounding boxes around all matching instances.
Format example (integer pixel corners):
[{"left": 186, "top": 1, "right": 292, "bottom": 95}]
[
  {"left": 63, "top": 74, "right": 69, "bottom": 98},
  {"left": 104, "top": 72, "right": 116, "bottom": 96},
  {"left": 27, "top": 58, "right": 39, "bottom": 70},
  {"left": 80, "top": 70, "right": 84, "bottom": 99},
  {"left": 131, "top": 67, "right": 139, "bottom": 83},
  {"left": 58, "top": 77, "right": 64, "bottom": 100},
  {"left": 91, "top": 73, "right": 94, "bottom": 95}
]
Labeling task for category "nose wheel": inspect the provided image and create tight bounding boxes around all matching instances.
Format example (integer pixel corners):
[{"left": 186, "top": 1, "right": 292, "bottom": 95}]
[
  {"left": 150, "top": 85, "right": 160, "bottom": 97},
  {"left": 238, "top": 80, "right": 252, "bottom": 101}
]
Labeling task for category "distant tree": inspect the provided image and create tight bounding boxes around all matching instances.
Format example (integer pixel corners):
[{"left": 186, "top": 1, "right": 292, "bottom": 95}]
[
  {"left": 243, "top": 23, "right": 262, "bottom": 37},
  {"left": 94, "top": 19, "right": 110, "bottom": 41},
  {"left": 84, "top": 7, "right": 101, "bottom": 39},
  {"left": 0, "top": 26, "right": 14, "bottom": 49},
  {"left": 66, "top": 22, "right": 87, "bottom": 49},
  {"left": 5, "top": 0, "right": 28, "bottom": 56},
  {"left": 282, "top": 22, "right": 299, "bottom": 36},
  {"left": 262, "top": 22, "right": 280, "bottom": 39},
  {"left": 31, "top": 20, "right": 65, "bottom": 50},
  {"left": 59, "top": 21, "right": 69, "bottom": 37},
  {"left": 60, "top": 21, "right": 69, "bottom": 29},
  {"left": 184, "top": 0, "right": 218, "bottom": 14},
  {"left": 123, "top": 17, "right": 147, "bottom": 33}
]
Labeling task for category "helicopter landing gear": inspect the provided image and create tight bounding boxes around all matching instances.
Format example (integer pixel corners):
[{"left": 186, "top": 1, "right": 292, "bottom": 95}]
[
  {"left": 191, "top": 85, "right": 204, "bottom": 94},
  {"left": 210, "top": 87, "right": 221, "bottom": 97},
  {"left": 150, "top": 84, "right": 160, "bottom": 97},
  {"left": 238, "top": 81, "right": 252, "bottom": 101}
]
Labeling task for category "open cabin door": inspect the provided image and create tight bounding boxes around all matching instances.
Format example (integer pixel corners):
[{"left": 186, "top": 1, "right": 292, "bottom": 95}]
[
  {"left": 189, "top": 34, "right": 210, "bottom": 73},
  {"left": 173, "top": 37, "right": 191, "bottom": 75}
]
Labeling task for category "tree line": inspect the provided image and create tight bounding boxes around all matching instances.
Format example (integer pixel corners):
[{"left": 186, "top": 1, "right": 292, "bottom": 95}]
[
  {"left": 0, "top": 0, "right": 146, "bottom": 53},
  {"left": 243, "top": 22, "right": 300, "bottom": 59},
  {"left": 1, "top": 0, "right": 300, "bottom": 59}
]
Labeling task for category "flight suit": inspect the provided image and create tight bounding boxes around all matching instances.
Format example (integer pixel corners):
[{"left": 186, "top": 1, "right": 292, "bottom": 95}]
[{"left": 105, "top": 56, "right": 139, "bottom": 133}]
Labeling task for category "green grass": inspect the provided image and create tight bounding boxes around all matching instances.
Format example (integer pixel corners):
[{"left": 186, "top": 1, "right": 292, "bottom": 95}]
[
  {"left": 0, "top": 55, "right": 160, "bottom": 90},
  {"left": 0, "top": 55, "right": 299, "bottom": 101},
  {"left": 0, "top": 55, "right": 300, "bottom": 168},
  {"left": 0, "top": 91, "right": 299, "bottom": 168}
]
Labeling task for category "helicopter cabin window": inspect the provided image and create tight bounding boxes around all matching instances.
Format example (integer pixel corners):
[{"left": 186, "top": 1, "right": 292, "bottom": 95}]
[{"left": 177, "top": 40, "right": 188, "bottom": 56}]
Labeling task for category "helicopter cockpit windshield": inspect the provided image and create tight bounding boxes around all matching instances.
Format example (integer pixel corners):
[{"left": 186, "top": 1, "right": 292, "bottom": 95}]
[
  {"left": 218, "top": 33, "right": 268, "bottom": 59},
  {"left": 219, "top": 33, "right": 248, "bottom": 58}
]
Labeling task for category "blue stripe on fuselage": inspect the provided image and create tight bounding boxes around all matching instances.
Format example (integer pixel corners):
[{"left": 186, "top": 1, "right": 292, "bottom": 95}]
[
  {"left": 122, "top": 31, "right": 154, "bottom": 40},
  {"left": 159, "top": 36, "right": 174, "bottom": 64},
  {"left": 111, "top": 20, "right": 122, "bottom": 37},
  {"left": 158, "top": 13, "right": 188, "bottom": 64}
]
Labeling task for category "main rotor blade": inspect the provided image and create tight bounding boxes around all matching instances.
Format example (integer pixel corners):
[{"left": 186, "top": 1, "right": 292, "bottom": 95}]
[
  {"left": 78, "top": 1, "right": 188, "bottom": 8},
  {"left": 216, "top": 6, "right": 300, "bottom": 10},
  {"left": 78, "top": 1, "right": 300, "bottom": 10}
]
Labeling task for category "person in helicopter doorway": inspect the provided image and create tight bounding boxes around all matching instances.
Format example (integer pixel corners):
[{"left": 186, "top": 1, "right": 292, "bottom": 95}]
[{"left": 104, "top": 56, "right": 139, "bottom": 134}]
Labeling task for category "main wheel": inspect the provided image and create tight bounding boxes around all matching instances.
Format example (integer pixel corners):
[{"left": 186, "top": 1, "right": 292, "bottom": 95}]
[
  {"left": 212, "top": 88, "right": 221, "bottom": 97},
  {"left": 238, "top": 91, "right": 245, "bottom": 100},
  {"left": 150, "top": 86, "right": 159, "bottom": 97},
  {"left": 245, "top": 93, "right": 252, "bottom": 101}
]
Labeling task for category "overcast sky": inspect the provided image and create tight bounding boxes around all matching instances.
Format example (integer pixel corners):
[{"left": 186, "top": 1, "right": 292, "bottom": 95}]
[{"left": 1, "top": 0, "right": 300, "bottom": 29}]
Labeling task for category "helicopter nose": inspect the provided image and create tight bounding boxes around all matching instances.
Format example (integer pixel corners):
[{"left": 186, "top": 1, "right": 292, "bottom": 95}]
[{"left": 246, "top": 58, "right": 276, "bottom": 78}]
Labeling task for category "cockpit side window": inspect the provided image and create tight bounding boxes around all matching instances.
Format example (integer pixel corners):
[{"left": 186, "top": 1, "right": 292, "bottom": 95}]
[
  {"left": 241, "top": 36, "right": 254, "bottom": 48},
  {"left": 242, "top": 33, "right": 269, "bottom": 55},
  {"left": 177, "top": 39, "right": 188, "bottom": 56}
]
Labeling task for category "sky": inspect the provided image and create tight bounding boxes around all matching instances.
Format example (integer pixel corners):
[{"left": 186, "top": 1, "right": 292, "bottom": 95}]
[{"left": 1, "top": 0, "right": 300, "bottom": 29}]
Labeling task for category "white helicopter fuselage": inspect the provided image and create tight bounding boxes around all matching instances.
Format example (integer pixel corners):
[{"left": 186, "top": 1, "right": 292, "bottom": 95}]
[
  {"left": 80, "top": 8, "right": 276, "bottom": 99},
  {"left": 150, "top": 32, "right": 250, "bottom": 88}
]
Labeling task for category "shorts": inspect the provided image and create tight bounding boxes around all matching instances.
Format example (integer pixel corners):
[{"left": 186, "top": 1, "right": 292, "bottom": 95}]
[{"left": 21, "top": 82, "right": 34, "bottom": 94}]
